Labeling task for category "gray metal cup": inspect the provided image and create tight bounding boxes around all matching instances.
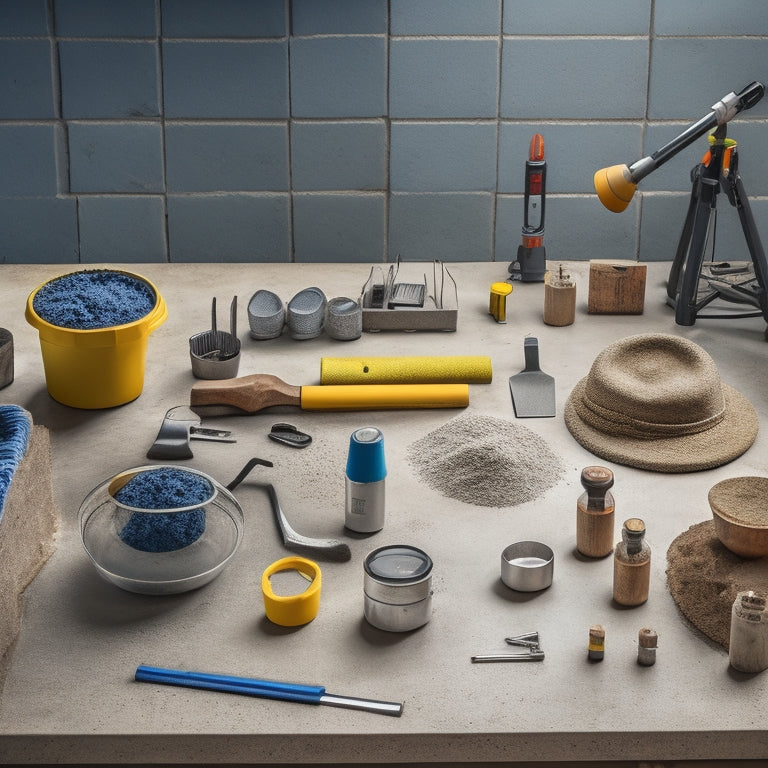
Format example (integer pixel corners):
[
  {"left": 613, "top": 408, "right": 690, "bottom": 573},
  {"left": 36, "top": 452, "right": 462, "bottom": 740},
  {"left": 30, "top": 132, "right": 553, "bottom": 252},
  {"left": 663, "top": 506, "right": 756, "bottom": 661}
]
[{"left": 501, "top": 541, "right": 554, "bottom": 592}]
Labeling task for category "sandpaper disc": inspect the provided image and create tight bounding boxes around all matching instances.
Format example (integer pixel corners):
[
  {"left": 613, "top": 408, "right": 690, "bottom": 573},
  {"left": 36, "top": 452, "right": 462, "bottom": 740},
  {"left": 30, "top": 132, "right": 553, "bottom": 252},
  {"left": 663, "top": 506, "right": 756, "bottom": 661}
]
[{"left": 666, "top": 520, "right": 768, "bottom": 649}]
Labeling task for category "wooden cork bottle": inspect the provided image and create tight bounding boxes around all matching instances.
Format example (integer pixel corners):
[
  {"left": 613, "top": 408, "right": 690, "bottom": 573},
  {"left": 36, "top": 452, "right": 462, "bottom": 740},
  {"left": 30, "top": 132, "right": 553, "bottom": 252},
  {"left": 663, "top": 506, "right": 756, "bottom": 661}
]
[
  {"left": 576, "top": 466, "right": 615, "bottom": 558},
  {"left": 613, "top": 518, "right": 651, "bottom": 606}
]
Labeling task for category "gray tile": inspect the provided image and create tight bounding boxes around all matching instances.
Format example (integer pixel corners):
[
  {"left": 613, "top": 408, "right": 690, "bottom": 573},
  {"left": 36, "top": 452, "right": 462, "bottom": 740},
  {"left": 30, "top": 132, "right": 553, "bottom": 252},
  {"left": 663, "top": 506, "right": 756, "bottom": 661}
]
[
  {"left": 162, "top": 0, "right": 286, "bottom": 38},
  {"left": 501, "top": 39, "right": 648, "bottom": 119},
  {"left": 390, "top": 39, "right": 498, "bottom": 118},
  {"left": 78, "top": 196, "right": 167, "bottom": 263},
  {"left": 167, "top": 194, "right": 290, "bottom": 262},
  {"left": 640, "top": 193, "right": 768, "bottom": 266},
  {"left": 165, "top": 123, "right": 289, "bottom": 192},
  {"left": 640, "top": 122, "right": 714, "bottom": 193},
  {"left": 291, "top": 121, "right": 386, "bottom": 191},
  {"left": 389, "top": 193, "right": 493, "bottom": 261},
  {"left": 0, "top": 198, "right": 78, "bottom": 264},
  {"left": 0, "top": 124, "right": 65, "bottom": 197},
  {"left": 0, "top": 0, "right": 49, "bottom": 36},
  {"left": 654, "top": 0, "right": 768, "bottom": 36},
  {"left": 503, "top": 0, "right": 649, "bottom": 34},
  {"left": 163, "top": 41, "right": 288, "bottom": 118},
  {"left": 391, "top": 122, "right": 497, "bottom": 192},
  {"left": 290, "top": 37, "right": 386, "bottom": 118},
  {"left": 649, "top": 39, "right": 768, "bottom": 120},
  {"left": 293, "top": 193, "right": 385, "bottom": 262},
  {"left": 496, "top": 195, "right": 640, "bottom": 263},
  {"left": 499, "top": 123, "right": 644, "bottom": 194},
  {"left": 54, "top": 0, "right": 156, "bottom": 37},
  {"left": 68, "top": 122, "right": 164, "bottom": 193},
  {"left": 391, "top": 0, "right": 500, "bottom": 35},
  {"left": 0, "top": 40, "right": 55, "bottom": 118},
  {"left": 638, "top": 193, "right": 698, "bottom": 263},
  {"left": 292, "top": 0, "right": 387, "bottom": 35},
  {"left": 59, "top": 41, "right": 160, "bottom": 119}
]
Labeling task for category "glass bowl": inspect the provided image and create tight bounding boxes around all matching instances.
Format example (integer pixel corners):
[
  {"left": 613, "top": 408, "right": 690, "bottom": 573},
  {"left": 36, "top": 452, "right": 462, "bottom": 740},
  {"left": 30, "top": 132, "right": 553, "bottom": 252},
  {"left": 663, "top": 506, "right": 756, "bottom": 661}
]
[{"left": 79, "top": 465, "right": 243, "bottom": 594}]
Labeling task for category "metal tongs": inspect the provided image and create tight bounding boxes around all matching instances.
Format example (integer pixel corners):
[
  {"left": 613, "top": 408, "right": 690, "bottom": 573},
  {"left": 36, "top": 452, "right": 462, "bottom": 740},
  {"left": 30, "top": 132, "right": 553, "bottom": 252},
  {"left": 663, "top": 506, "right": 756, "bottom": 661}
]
[{"left": 471, "top": 632, "right": 545, "bottom": 663}]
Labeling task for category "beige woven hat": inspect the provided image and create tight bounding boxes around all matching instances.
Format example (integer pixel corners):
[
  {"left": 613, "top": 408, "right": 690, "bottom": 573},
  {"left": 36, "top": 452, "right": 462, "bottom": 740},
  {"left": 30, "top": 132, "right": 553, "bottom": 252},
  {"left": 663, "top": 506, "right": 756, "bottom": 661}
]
[{"left": 564, "top": 333, "right": 758, "bottom": 472}]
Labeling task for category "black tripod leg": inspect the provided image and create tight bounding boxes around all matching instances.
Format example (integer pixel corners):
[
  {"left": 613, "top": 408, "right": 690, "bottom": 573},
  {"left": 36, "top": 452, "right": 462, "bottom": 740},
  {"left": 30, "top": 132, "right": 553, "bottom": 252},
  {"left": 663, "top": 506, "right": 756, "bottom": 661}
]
[
  {"left": 674, "top": 176, "right": 719, "bottom": 325},
  {"left": 731, "top": 174, "right": 768, "bottom": 322},
  {"left": 667, "top": 179, "right": 701, "bottom": 302}
]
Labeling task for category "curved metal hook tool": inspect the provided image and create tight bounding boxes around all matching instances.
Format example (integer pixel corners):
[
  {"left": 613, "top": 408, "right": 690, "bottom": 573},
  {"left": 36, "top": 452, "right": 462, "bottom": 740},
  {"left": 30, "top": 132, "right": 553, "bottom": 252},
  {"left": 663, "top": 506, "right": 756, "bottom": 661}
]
[
  {"left": 225, "top": 459, "right": 351, "bottom": 562},
  {"left": 258, "top": 483, "right": 351, "bottom": 563}
]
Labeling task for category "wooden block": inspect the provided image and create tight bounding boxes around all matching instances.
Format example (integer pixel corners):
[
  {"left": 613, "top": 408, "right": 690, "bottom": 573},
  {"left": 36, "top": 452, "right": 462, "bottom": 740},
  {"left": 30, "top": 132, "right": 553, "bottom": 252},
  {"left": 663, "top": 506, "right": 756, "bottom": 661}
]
[
  {"left": 543, "top": 269, "right": 576, "bottom": 327},
  {"left": 588, "top": 260, "right": 647, "bottom": 314}
]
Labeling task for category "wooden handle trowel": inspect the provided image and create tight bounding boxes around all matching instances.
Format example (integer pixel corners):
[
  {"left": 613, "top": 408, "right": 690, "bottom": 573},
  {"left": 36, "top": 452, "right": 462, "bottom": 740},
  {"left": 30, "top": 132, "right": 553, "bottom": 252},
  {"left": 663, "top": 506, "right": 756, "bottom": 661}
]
[{"left": 190, "top": 373, "right": 469, "bottom": 416}]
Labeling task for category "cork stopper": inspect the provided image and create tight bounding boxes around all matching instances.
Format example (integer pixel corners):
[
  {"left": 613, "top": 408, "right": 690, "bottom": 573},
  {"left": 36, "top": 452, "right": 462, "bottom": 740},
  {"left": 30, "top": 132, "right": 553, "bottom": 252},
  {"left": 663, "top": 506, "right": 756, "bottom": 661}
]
[
  {"left": 588, "top": 624, "right": 605, "bottom": 660},
  {"left": 736, "top": 590, "right": 767, "bottom": 618},
  {"left": 581, "top": 466, "right": 614, "bottom": 491},
  {"left": 622, "top": 518, "right": 646, "bottom": 555},
  {"left": 638, "top": 627, "right": 658, "bottom": 648}
]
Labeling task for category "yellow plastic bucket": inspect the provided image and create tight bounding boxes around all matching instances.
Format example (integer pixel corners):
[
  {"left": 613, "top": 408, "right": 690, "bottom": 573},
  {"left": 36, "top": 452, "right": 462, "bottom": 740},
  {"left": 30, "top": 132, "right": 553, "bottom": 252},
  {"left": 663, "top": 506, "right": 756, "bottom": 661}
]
[{"left": 25, "top": 270, "right": 168, "bottom": 409}]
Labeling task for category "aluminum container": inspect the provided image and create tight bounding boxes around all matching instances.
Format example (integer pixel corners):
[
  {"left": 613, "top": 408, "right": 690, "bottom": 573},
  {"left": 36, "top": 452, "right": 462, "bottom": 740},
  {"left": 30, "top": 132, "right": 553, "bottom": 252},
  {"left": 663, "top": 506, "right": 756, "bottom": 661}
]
[
  {"left": 501, "top": 541, "right": 554, "bottom": 592},
  {"left": 363, "top": 545, "right": 433, "bottom": 632}
]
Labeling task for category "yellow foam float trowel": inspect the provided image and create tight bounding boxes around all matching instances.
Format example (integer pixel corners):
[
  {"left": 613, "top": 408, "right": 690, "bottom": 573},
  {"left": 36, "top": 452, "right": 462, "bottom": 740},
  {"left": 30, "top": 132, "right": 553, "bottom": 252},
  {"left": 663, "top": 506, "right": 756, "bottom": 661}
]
[{"left": 508, "top": 337, "right": 556, "bottom": 418}]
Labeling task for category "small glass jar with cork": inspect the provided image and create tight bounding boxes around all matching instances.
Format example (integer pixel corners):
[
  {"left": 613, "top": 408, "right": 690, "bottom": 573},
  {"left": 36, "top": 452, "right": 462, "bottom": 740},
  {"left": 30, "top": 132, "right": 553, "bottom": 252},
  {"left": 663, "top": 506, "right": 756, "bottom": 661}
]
[
  {"left": 613, "top": 517, "right": 651, "bottom": 606},
  {"left": 576, "top": 466, "right": 615, "bottom": 558}
]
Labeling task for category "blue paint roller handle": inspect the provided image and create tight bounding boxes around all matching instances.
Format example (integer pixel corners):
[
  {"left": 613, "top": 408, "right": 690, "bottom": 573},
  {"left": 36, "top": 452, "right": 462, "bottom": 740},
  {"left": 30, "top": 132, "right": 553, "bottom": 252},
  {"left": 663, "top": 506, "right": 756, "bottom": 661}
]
[{"left": 135, "top": 665, "right": 325, "bottom": 704}]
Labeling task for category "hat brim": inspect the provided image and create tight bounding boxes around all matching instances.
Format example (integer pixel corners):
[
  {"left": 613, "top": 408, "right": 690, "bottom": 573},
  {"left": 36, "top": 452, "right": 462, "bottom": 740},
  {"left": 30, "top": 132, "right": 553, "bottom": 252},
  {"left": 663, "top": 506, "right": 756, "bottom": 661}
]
[{"left": 564, "top": 378, "right": 758, "bottom": 473}]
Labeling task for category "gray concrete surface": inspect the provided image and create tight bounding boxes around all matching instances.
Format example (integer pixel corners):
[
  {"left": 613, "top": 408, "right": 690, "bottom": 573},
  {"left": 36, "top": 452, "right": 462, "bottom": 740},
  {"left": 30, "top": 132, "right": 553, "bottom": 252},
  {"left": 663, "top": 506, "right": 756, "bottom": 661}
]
[{"left": 1, "top": 261, "right": 768, "bottom": 765}]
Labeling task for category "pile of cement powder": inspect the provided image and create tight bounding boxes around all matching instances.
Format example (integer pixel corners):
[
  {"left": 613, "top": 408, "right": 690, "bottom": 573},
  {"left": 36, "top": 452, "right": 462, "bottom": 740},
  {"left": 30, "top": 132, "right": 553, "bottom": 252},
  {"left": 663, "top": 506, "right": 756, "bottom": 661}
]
[{"left": 407, "top": 412, "right": 564, "bottom": 507}]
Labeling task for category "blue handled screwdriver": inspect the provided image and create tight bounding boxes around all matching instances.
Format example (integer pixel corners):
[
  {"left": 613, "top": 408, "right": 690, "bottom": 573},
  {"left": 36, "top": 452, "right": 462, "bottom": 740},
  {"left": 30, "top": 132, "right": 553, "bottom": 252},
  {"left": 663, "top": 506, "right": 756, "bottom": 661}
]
[{"left": 135, "top": 664, "right": 404, "bottom": 717}]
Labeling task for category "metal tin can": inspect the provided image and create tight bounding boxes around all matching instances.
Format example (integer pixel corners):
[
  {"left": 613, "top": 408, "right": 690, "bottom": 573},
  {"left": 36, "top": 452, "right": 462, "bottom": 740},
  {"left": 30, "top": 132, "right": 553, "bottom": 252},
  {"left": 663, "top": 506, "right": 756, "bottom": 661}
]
[
  {"left": 345, "top": 427, "right": 386, "bottom": 532},
  {"left": 363, "top": 545, "right": 433, "bottom": 632}
]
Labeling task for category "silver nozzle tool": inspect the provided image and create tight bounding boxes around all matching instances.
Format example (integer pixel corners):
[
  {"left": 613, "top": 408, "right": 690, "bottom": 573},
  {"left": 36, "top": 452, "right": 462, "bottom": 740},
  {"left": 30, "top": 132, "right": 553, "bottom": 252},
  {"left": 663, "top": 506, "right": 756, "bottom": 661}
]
[
  {"left": 471, "top": 632, "right": 544, "bottom": 663},
  {"left": 147, "top": 405, "right": 235, "bottom": 460}
]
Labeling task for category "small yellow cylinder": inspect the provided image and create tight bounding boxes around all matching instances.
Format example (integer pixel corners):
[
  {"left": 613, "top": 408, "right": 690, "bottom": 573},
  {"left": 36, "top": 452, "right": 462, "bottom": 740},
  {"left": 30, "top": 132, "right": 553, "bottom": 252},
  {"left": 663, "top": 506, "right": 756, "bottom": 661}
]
[{"left": 489, "top": 282, "right": 513, "bottom": 323}]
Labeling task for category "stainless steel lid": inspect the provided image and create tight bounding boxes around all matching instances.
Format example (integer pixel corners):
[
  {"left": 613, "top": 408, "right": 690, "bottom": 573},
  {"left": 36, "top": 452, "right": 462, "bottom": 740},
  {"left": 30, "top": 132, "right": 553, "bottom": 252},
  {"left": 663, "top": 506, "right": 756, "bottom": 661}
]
[{"left": 363, "top": 545, "right": 433, "bottom": 605}]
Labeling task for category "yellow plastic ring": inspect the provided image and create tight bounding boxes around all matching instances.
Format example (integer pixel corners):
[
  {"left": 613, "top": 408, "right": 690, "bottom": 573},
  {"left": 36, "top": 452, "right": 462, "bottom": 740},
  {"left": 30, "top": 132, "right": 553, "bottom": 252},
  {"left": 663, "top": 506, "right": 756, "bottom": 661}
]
[{"left": 261, "top": 556, "right": 322, "bottom": 627}]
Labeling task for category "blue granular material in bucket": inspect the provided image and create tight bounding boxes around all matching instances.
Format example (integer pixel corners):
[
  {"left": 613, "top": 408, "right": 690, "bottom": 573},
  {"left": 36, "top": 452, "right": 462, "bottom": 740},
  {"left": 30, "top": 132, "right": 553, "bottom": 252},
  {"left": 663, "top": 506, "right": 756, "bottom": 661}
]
[
  {"left": 114, "top": 468, "right": 213, "bottom": 553},
  {"left": 33, "top": 270, "right": 156, "bottom": 330}
]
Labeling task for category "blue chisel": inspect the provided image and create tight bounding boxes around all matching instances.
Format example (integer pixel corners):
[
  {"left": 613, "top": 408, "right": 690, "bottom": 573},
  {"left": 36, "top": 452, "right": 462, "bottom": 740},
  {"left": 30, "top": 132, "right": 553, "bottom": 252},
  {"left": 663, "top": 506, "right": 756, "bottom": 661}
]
[{"left": 135, "top": 665, "right": 404, "bottom": 717}]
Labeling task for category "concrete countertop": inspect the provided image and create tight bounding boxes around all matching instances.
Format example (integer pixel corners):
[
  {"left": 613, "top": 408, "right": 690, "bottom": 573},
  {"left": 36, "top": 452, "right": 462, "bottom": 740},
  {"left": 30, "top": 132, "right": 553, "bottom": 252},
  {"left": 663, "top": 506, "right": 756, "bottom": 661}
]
[{"left": 1, "top": 261, "right": 768, "bottom": 766}]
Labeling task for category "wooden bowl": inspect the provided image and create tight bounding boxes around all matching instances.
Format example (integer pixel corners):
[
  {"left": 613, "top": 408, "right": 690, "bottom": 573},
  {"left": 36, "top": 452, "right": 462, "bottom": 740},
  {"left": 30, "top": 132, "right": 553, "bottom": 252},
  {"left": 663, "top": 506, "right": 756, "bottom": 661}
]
[{"left": 709, "top": 476, "right": 768, "bottom": 559}]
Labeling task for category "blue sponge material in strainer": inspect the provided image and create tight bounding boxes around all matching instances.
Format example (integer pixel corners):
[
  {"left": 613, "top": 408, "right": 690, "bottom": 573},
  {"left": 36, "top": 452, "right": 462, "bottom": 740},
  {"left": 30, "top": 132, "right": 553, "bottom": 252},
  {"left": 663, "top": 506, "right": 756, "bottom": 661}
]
[{"left": 114, "top": 468, "right": 212, "bottom": 553}]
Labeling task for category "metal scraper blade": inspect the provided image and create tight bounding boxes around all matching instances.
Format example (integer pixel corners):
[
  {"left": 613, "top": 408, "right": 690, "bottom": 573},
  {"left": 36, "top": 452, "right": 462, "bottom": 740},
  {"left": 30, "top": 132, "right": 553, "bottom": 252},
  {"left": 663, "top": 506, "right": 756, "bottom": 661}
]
[{"left": 508, "top": 337, "right": 556, "bottom": 418}]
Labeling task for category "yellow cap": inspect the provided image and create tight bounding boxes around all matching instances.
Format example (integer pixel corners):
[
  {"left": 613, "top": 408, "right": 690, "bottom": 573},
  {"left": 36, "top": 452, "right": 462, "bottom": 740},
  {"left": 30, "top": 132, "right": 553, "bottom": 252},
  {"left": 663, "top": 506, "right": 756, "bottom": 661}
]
[
  {"left": 593, "top": 164, "right": 636, "bottom": 213},
  {"left": 262, "top": 556, "right": 322, "bottom": 627},
  {"left": 490, "top": 282, "right": 513, "bottom": 323}
]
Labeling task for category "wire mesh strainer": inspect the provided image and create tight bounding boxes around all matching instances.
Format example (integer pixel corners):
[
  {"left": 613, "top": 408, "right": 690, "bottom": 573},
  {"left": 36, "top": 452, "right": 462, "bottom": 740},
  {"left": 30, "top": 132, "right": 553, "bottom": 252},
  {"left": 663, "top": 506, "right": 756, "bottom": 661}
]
[{"left": 189, "top": 297, "right": 241, "bottom": 379}]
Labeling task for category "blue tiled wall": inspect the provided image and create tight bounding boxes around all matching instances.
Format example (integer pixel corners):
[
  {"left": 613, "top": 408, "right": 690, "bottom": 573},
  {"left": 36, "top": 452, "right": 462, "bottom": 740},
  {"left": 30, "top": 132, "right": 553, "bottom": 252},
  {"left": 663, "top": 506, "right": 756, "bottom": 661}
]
[{"left": 1, "top": 0, "right": 766, "bottom": 264}]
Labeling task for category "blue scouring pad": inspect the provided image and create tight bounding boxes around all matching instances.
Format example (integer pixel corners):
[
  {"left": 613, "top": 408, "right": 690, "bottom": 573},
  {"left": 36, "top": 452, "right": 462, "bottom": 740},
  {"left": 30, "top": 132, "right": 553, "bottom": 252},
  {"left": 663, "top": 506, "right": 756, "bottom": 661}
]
[
  {"left": 114, "top": 468, "right": 212, "bottom": 553},
  {"left": 0, "top": 405, "right": 32, "bottom": 522},
  {"left": 32, "top": 270, "right": 156, "bottom": 330}
]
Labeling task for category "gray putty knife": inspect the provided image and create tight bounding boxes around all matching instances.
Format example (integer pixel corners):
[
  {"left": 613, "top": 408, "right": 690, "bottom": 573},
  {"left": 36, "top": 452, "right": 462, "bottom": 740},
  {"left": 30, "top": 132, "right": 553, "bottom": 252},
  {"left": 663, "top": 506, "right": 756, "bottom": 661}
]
[{"left": 508, "top": 337, "right": 556, "bottom": 418}]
